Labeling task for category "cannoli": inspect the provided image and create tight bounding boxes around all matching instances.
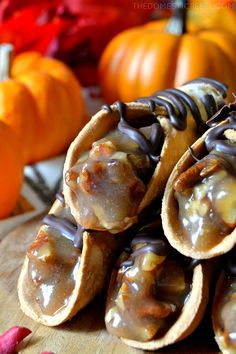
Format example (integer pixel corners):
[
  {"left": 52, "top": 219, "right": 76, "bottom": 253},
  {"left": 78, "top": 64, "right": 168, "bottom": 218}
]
[
  {"left": 18, "top": 77, "right": 227, "bottom": 326},
  {"left": 18, "top": 194, "right": 121, "bottom": 326},
  {"left": 212, "top": 248, "right": 236, "bottom": 354},
  {"left": 64, "top": 77, "right": 228, "bottom": 234},
  {"left": 105, "top": 215, "right": 211, "bottom": 350},
  {"left": 162, "top": 102, "right": 236, "bottom": 259}
]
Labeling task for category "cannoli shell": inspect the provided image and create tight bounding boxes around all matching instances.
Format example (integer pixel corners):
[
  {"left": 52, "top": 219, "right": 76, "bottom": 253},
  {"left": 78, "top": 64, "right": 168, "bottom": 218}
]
[
  {"left": 18, "top": 199, "right": 120, "bottom": 326},
  {"left": 121, "top": 262, "right": 211, "bottom": 350},
  {"left": 162, "top": 122, "right": 236, "bottom": 259},
  {"left": 63, "top": 102, "right": 203, "bottom": 231}
]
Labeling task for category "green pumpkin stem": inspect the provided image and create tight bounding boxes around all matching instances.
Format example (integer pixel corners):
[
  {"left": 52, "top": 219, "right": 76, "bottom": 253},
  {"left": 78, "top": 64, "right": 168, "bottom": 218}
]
[
  {"left": 166, "top": 0, "right": 188, "bottom": 35},
  {"left": 0, "top": 44, "right": 13, "bottom": 81}
]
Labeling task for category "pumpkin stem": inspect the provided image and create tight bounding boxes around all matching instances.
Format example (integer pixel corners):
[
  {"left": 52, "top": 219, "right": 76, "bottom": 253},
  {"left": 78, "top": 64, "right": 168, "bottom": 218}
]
[
  {"left": 165, "top": 0, "right": 188, "bottom": 35},
  {"left": 0, "top": 44, "right": 13, "bottom": 81}
]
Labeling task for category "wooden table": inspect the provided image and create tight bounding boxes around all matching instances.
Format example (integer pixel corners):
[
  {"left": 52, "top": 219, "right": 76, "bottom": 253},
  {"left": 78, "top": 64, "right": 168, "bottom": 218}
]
[{"left": 0, "top": 216, "right": 220, "bottom": 353}]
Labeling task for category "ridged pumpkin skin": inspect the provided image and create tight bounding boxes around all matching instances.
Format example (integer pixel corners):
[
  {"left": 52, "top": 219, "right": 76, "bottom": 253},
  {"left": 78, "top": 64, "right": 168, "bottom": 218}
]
[
  {"left": 188, "top": 1, "right": 236, "bottom": 35},
  {"left": 0, "top": 121, "right": 24, "bottom": 219},
  {"left": 17, "top": 71, "right": 74, "bottom": 161},
  {"left": 99, "top": 22, "right": 236, "bottom": 103},
  {"left": 0, "top": 79, "right": 37, "bottom": 163},
  {"left": 11, "top": 51, "right": 87, "bottom": 163},
  {"left": 12, "top": 53, "right": 87, "bottom": 142}
]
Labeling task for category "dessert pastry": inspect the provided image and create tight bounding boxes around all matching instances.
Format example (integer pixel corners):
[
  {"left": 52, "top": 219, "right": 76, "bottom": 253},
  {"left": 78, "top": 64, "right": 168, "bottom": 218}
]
[
  {"left": 64, "top": 77, "right": 228, "bottom": 234},
  {"left": 162, "top": 101, "right": 236, "bottom": 259},
  {"left": 18, "top": 77, "right": 227, "bottom": 326},
  {"left": 105, "top": 215, "right": 211, "bottom": 350},
  {"left": 212, "top": 248, "right": 236, "bottom": 354},
  {"left": 18, "top": 194, "right": 121, "bottom": 326}
]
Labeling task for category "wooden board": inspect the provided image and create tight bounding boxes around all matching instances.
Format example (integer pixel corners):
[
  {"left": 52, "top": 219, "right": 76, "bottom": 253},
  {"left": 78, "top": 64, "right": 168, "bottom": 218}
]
[{"left": 0, "top": 216, "right": 220, "bottom": 354}]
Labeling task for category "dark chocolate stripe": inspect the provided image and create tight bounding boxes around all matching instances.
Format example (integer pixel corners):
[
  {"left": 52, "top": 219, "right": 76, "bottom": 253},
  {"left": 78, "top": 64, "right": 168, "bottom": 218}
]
[
  {"left": 205, "top": 117, "right": 236, "bottom": 155},
  {"left": 200, "top": 94, "right": 217, "bottom": 119},
  {"left": 43, "top": 214, "right": 84, "bottom": 249},
  {"left": 102, "top": 104, "right": 113, "bottom": 113},
  {"left": 103, "top": 101, "right": 160, "bottom": 153},
  {"left": 114, "top": 101, "right": 162, "bottom": 162},
  {"left": 120, "top": 216, "right": 201, "bottom": 272},
  {"left": 56, "top": 192, "right": 65, "bottom": 204},
  {"left": 138, "top": 96, "right": 186, "bottom": 130},
  {"left": 101, "top": 79, "right": 227, "bottom": 165},
  {"left": 207, "top": 101, "right": 236, "bottom": 127},
  {"left": 165, "top": 88, "right": 203, "bottom": 127},
  {"left": 150, "top": 121, "right": 163, "bottom": 153},
  {"left": 152, "top": 90, "right": 187, "bottom": 119},
  {"left": 184, "top": 77, "right": 228, "bottom": 98}
]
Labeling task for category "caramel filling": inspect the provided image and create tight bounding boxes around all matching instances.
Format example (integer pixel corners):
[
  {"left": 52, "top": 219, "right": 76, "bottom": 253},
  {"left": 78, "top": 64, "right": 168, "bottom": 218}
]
[
  {"left": 105, "top": 247, "right": 190, "bottom": 342},
  {"left": 27, "top": 207, "right": 81, "bottom": 316},
  {"left": 215, "top": 275, "right": 236, "bottom": 351},
  {"left": 174, "top": 153, "right": 236, "bottom": 251},
  {"left": 65, "top": 129, "right": 152, "bottom": 233}
]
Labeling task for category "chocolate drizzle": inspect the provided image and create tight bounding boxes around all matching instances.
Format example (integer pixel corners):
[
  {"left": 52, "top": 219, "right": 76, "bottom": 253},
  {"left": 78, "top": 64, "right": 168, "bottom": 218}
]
[
  {"left": 200, "top": 94, "right": 218, "bottom": 119},
  {"left": 43, "top": 214, "right": 84, "bottom": 248},
  {"left": 120, "top": 222, "right": 169, "bottom": 269},
  {"left": 120, "top": 218, "right": 200, "bottom": 272},
  {"left": 205, "top": 110, "right": 236, "bottom": 156},
  {"left": 56, "top": 192, "right": 65, "bottom": 204},
  {"left": 138, "top": 76, "right": 227, "bottom": 131},
  {"left": 103, "top": 101, "right": 162, "bottom": 162},
  {"left": 137, "top": 95, "right": 186, "bottom": 130},
  {"left": 155, "top": 88, "right": 204, "bottom": 129},
  {"left": 103, "top": 78, "right": 227, "bottom": 161},
  {"left": 184, "top": 77, "right": 228, "bottom": 98},
  {"left": 207, "top": 100, "right": 236, "bottom": 127}
]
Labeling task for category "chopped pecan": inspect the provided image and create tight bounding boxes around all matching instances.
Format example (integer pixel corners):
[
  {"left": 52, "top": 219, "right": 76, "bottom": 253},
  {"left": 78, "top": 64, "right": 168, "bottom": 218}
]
[
  {"left": 173, "top": 154, "right": 231, "bottom": 192},
  {"left": 137, "top": 297, "right": 176, "bottom": 319}
]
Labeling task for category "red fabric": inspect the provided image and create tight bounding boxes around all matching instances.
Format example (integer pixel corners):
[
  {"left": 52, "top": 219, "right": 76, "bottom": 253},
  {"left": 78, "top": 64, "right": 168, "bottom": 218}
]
[
  {"left": 0, "top": 0, "right": 156, "bottom": 85},
  {"left": 0, "top": 326, "right": 31, "bottom": 354}
]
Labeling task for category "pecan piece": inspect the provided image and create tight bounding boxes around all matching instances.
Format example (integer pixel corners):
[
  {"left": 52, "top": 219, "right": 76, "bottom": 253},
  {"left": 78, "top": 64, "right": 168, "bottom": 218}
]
[
  {"left": 173, "top": 154, "right": 232, "bottom": 192},
  {"left": 137, "top": 298, "right": 176, "bottom": 319}
]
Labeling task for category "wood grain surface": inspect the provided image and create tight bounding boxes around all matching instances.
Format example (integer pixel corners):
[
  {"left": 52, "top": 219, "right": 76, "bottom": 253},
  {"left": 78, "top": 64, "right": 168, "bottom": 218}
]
[{"left": 0, "top": 216, "right": 220, "bottom": 354}]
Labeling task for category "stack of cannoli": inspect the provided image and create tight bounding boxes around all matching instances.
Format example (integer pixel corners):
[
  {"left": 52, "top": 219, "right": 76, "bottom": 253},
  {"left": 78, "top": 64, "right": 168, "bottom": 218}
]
[
  {"left": 17, "top": 77, "right": 235, "bottom": 352},
  {"left": 162, "top": 99, "right": 236, "bottom": 353}
]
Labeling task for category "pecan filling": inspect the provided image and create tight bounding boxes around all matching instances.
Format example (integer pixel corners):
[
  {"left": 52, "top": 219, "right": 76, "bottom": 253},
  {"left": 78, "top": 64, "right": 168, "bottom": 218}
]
[
  {"left": 27, "top": 204, "right": 82, "bottom": 316},
  {"left": 65, "top": 128, "right": 153, "bottom": 233},
  {"left": 174, "top": 152, "right": 236, "bottom": 251},
  {"left": 105, "top": 223, "right": 191, "bottom": 342}
]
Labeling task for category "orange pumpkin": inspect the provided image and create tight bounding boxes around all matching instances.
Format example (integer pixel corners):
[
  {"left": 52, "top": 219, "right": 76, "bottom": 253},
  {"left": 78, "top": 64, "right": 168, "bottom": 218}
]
[
  {"left": 0, "top": 45, "right": 38, "bottom": 163},
  {"left": 188, "top": 0, "right": 236, "bottom": 35},
  {"left": 99, "top": 2, "right": 236, "bottom": 103},
  {"left": 0, "top": 120, "right": 24, "bottom": 219},
  {"left": 0, "top": 45, "right": 87, "bottom": 164},
  {"left": 12, "top": 52, "right": 88, "bottom": 145}
]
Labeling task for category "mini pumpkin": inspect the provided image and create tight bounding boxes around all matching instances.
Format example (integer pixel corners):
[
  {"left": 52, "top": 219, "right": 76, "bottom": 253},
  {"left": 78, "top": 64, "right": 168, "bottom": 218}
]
[
  {"left": 99, "top": 1, "right": 236, "bottom": 103},
  {"left": 0, "top": 45, "right": 38, "bottom": 163},
  {"left": 188, "top": 0, "right": 236, "bottom": 35},
  {"left": 0, "top": 120, "right": 24, "bottom": 219},
  {"left": 12, "top": 51, "right": 88, "bottom": 145},
  {"left": 0, "top": 44, "right": 87, "bottom": 164}
]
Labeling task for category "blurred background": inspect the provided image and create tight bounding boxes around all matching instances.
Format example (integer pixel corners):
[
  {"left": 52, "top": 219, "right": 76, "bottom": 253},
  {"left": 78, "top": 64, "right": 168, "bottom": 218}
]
[{"left": 0, "top": 0, "right": 235, "bottom": 86}]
